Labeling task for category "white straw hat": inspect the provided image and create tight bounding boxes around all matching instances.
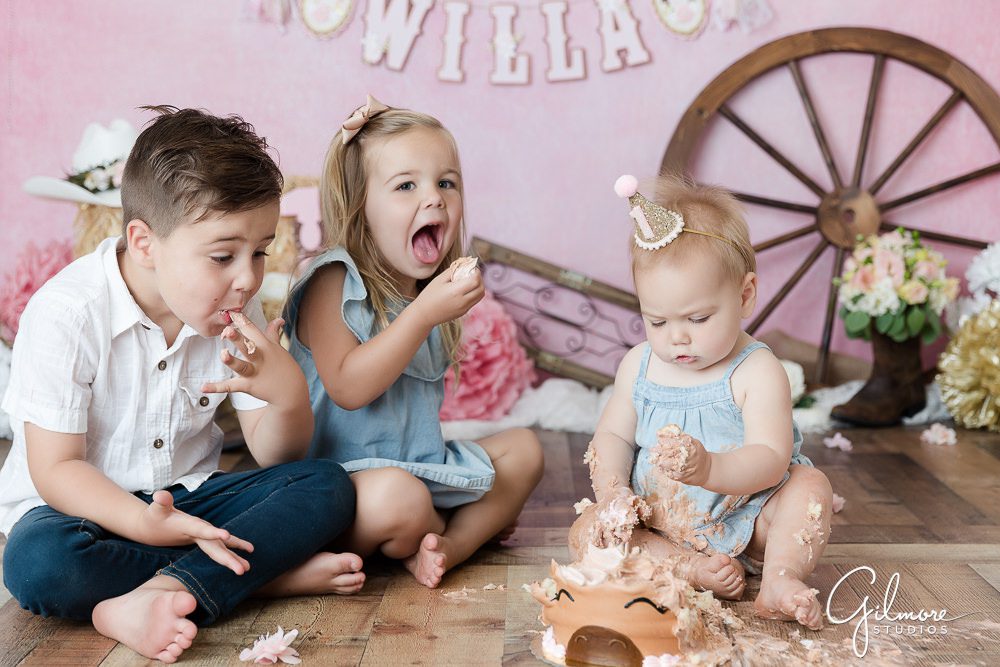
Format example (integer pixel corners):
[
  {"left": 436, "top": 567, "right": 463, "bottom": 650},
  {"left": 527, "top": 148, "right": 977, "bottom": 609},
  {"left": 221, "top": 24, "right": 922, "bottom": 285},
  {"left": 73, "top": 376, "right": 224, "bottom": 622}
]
[{"left": 23, "top": 119, "right": 138, "bottom": 208}]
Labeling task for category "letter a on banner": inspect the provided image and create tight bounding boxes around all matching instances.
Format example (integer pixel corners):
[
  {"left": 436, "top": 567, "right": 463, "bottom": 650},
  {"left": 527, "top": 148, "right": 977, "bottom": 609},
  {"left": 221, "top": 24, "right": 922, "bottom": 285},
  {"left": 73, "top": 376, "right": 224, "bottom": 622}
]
[
  {"left": 541, "top": 2, "right": 585, "bottom": 81},
  {"left": 362, "top": 0, "right": 434, "bottom": 70},
  {"left": 490, "top": 4, "right": 530, "bottom": 85},
  {"left": 438, "top": 1, "right": 470, "bottom": 82},
  {"left": 595, "top": 0, "right": 650, "bottom": 72}
]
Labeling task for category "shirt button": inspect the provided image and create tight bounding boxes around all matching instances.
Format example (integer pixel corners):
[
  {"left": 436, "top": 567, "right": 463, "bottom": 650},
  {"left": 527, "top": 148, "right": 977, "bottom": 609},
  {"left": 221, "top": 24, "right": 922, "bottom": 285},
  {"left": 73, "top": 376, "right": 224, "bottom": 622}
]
[
  {"left": 157, "top": 360, "right": 167, "bottom": 371},
  {"left": 199, "top": 396, "right": 210, "bottom": 407},
  {"left": 153, "top": 438, "right": 164, "bottom": 449}
]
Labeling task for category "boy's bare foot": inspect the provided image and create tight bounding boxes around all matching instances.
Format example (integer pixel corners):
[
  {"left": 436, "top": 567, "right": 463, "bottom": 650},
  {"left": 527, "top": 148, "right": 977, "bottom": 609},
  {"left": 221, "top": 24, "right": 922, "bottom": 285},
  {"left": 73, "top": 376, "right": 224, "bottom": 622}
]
[
  {"left": 754, "top": 573, "right": 823, "bottom": 630},
  {"left": 688, "top": 553, "right": 746, "bottom": 600},
  {"left": 404, "top": 533, "right": 448, "bottom": 588},
  {"left": 257, "top": 552, "right": 365, "bottom": 596},
  {"left": 92, "top": 583, "right": 198, "bottom": 663}
]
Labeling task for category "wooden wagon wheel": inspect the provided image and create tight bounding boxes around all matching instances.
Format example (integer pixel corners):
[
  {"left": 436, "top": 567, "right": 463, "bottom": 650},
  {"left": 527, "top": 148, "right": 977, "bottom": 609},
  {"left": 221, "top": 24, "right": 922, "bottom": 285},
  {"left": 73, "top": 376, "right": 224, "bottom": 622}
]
[{"left": 662, "top": 27, "right": 995, "bottom": 384}]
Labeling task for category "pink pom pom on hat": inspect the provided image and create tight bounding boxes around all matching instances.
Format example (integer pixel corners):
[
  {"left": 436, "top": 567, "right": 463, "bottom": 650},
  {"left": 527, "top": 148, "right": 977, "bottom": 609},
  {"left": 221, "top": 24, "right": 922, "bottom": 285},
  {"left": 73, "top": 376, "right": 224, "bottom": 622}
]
[{"left": 614, "top": 174, "right": 638, "bottom": 198}]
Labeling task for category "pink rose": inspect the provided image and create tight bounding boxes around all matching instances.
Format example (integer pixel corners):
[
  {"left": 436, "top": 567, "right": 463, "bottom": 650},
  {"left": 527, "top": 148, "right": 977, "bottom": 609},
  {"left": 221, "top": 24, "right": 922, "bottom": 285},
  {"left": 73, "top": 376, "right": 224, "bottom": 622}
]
[
  {"left": 874, "top": 248, "right": 905, "bottom": 287},
  {"left": 0, "top": 240, "right": 74, "bottom": 343},
  {"left": 440, "top": 292, "right": 535, "bottom": 421},
  {"left": 898, "top": 280, "right": 928, "bottom": 305},
  {"left": 849, "top": 265, "right": 877, "bottom": 291},
  {"left": 913, "top": 260, "right": 940, "bottom": 281}
]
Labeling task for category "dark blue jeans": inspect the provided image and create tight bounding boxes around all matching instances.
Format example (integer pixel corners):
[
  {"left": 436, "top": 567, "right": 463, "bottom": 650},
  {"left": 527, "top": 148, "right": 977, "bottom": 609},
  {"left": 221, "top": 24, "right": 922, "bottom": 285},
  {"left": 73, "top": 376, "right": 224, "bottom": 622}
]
[{"left": 3, "top": 459, "right": 354, "bottom": 625}]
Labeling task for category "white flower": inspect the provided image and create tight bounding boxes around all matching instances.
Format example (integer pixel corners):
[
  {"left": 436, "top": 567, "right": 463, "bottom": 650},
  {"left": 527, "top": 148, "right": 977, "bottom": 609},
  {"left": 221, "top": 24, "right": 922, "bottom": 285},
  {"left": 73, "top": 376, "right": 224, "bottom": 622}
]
[
  {"left": 239, "top": 627, "right": 300, "bottom": 664},
  {"left": 780, "top": 359, "right": 805, "bottom": 403},
  {"left": 966, "top": 241, "right": 1000, "bottom": 297},
  {"left": 920, "top": 423, "right": 957, "bottom": 446}
]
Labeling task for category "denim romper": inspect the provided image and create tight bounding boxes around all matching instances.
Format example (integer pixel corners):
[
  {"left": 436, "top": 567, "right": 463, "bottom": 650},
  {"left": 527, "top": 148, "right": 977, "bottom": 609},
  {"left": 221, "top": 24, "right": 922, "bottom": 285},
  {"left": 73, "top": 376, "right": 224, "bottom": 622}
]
[
  {"left": 630, "top": 341, "right": 810, "bottom": 571},
  {"left": 284, "top": 247, "right": 495, "bottom": 509}
]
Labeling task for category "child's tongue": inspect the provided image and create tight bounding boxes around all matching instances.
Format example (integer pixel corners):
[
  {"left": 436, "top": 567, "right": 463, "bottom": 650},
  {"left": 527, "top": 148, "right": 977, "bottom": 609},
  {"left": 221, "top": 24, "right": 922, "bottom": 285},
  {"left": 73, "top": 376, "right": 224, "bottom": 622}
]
[{"left": 412, "top": 227, "right": 440, "bottom": 265}]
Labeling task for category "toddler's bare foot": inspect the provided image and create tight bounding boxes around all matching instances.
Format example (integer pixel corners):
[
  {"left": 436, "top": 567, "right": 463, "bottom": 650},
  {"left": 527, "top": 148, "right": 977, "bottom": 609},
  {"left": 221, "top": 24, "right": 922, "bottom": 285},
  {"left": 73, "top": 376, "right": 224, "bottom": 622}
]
[
  {"left": 754, "top": 572, "right": 823, "bottom": 630},
  {"left": 688, "top": 553, "right": 745, "bottom": 600},
  {"left": 257, "top": 552, "right": 365, "bottom": 596},
  {"left": 404, "top": 533, "right": 448, "bottom": 588},
  {"left": 92, "top": 583, "right": 198, "bottom": 663}
]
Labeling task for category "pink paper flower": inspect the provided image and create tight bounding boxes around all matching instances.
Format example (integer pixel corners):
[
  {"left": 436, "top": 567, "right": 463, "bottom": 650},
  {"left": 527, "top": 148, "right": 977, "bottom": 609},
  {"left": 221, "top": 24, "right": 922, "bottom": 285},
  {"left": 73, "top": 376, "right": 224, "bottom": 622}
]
[
  {"left": 831, "top": 493, "right": 846, "bottom": 514},
  {"left": 239, "top": 626, "right": 301, "bottom": 664},
  {"left": 440, "top": 291, "right": 535, "bottom": 421},
  {"left": 822, "top": 432, "right": 853, "bottom": 452},
  {"left": 0, "top": 240, "right": 73, "bottom": 343},
  {"left": 920, "top": 423, "right": 957, "bottom": 446}
]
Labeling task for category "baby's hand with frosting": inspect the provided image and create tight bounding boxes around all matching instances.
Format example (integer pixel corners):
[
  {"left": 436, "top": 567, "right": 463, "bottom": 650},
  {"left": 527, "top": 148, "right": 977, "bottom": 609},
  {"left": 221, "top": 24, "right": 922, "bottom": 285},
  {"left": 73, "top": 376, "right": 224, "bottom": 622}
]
[
  {"left": 588, "top": 485, "right": 650, "bottom": 548},
  {"left": 651, "top": 424, "right": 711, "bottom": 487}
]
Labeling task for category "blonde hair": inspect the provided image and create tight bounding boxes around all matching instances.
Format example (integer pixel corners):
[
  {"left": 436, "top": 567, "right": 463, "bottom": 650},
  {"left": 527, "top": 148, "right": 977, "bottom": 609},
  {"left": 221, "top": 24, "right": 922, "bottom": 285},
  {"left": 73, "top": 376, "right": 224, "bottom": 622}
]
[
  {"left": 631, "top": 174, "right": 755, "bottom": 284},
  {"left": 320, "top": 107, "right": 465, "bottom": 366}
]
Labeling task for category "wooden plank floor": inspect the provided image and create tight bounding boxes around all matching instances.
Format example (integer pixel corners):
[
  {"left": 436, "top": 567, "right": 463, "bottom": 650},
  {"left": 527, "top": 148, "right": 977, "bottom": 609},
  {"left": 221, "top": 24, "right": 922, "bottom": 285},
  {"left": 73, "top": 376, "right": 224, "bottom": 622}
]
[{"left": 1, "top": 427, "right": 1000, "bottom": 665}]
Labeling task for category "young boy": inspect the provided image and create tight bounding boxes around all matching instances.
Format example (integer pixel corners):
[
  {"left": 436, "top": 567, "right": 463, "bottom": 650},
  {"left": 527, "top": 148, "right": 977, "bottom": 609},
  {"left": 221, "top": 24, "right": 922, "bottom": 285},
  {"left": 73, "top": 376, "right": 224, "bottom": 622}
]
[{"left": 0, "top": 107, "right": 362, "bottom": 663}]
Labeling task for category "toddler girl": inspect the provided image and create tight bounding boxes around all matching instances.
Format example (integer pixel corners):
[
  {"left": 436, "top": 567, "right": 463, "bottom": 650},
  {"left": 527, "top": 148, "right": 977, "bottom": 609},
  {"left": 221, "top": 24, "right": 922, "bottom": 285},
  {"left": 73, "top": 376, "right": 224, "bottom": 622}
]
[
  {"left": 284, "top": 96, "right": 544, "bottom": 589},
  {"left": 570, "top": 174, "right": 833, "bottom": 630}
]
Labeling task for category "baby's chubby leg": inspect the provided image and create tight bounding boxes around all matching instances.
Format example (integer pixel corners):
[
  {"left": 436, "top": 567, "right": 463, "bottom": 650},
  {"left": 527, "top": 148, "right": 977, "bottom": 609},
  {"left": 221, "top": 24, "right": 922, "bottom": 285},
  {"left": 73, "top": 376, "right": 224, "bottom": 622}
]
[
  {"left": 409, "top": 428, "right": 544, "bottom": 588},
  {"left": 748, "top": 464, "right": 833, "bottom": 631}
]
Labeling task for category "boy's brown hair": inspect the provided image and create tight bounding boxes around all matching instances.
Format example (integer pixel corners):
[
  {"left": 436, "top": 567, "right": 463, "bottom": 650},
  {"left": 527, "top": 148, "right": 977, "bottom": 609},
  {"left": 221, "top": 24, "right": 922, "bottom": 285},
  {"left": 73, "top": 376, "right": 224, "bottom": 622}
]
[
  {"left": 631, "top": 174, "right": 755, "bottom": 284},
  {"left": 121, "top": 106, "right": 283, "bottom": 237}
]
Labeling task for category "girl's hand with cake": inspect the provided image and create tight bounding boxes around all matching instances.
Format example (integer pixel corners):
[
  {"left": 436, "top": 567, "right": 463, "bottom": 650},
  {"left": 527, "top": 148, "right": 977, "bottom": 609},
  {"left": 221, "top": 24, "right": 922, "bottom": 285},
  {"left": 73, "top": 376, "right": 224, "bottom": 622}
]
[{"left": 650, "top": 424, "right": 711, "bottom": 487}]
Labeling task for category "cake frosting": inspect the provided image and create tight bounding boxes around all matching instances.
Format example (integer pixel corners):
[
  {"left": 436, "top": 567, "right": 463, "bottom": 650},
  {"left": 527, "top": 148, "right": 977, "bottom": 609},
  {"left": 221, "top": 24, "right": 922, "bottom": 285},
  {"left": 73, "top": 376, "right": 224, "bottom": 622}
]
[
  {"left": 529, "top": 423, "right": 742, "bottom": 666},
  {"left": 450, "top": 256, "right": 479, "bottom": 281}
]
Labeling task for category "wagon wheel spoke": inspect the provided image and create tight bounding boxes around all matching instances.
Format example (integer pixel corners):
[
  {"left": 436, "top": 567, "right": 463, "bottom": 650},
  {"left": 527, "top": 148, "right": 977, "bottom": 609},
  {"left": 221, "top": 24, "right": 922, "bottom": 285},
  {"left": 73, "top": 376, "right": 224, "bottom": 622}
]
[
  {"left": 879, "top": 161, "right": 1000, "bottom": 212},
  {"left": 868, "top": 90, "right": 963, "bottom": 195},
  {"left": 852, "top": 55, "right": 885, "bottom": 187},
  {"left": 718, "top": 106, "right": 827, "bottom": 197},
  {"left": 815, "top": 247, "right": 846, "bottom": 385},
  {"left": 732, "top": 191, "right": 818, "bottom": 215},
  {"left": 747, "top": 239, "right": 830, "bottom": 334},
  {"left": 879, "top": 222, "right": 988, "bottom": 249},
  {"left": 788, "top": 60, "right": 843, "bottom": 189},
  {"left": 753, "top": 224, "right": 819, "bottom": 253}
]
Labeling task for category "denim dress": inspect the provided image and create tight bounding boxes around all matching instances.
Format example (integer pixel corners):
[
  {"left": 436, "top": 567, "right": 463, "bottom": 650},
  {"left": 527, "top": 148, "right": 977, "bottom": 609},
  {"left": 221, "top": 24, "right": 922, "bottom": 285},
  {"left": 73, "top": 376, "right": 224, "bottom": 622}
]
[
  {"left": 284, "top": 247, "right": 495, "bottom": 509},
  {"left": 630, "top": 341, "right": 810, "bottom": 569}
]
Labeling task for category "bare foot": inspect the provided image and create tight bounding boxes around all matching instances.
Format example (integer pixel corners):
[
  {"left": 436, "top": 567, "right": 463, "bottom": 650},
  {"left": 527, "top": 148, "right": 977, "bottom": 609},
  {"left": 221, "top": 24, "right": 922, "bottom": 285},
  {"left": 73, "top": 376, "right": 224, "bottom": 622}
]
[
  {"left": 754, "top": 573, "right": 823, "bottom": 630},
  {"left": 92, "top": 584, "right": 198, "bottom": 663},
  {"left": 404, "top": 533, "right": 448, "bottom": 588},
  {"left": 489, "top": 520, "right": 518, "bottom": 544},
  {"left": 257, "top": 552, "right": 365, "bottom": 597},
  {"left": 688, "top": 553, "right": 746, "bottom": 600}
]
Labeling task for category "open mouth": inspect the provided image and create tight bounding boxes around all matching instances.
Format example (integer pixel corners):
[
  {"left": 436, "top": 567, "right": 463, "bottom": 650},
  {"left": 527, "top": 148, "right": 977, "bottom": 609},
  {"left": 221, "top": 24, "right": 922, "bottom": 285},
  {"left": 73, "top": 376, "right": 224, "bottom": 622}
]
[
  {"left": 411, "top": 223, "right": 443, "bottom": 265},
  {"left": 220, "top": 308, "right": 243, "bottom": 324}
]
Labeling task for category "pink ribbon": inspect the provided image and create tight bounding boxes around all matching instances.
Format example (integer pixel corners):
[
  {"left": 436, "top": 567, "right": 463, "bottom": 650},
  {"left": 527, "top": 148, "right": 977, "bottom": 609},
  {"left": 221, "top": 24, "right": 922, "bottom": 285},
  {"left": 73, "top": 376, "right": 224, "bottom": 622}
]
[{"left": 341, "top": 94, "right": 390, "bottom": 145}]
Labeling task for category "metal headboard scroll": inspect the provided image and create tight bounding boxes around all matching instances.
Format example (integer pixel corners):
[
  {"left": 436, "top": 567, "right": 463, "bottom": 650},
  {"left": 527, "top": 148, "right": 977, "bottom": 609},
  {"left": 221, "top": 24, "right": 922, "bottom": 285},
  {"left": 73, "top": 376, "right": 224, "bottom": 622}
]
[{"left": 471, "top": 237, "right": 644, "bottom": 388}]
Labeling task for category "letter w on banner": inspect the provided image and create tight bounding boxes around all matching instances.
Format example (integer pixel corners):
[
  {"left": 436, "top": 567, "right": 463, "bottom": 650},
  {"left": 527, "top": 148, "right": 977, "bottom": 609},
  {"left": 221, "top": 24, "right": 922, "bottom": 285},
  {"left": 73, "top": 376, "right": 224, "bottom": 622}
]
[{"left": 362, "top": 0, "right": 434, "bottom": 69}]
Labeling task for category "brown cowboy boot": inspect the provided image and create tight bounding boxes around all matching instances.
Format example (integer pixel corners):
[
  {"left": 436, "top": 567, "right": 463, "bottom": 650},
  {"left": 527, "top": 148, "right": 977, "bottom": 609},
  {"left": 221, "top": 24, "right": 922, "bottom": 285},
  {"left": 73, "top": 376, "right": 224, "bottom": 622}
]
[{"left": 830, "top": 331, "right": 926, "bottom": 427}]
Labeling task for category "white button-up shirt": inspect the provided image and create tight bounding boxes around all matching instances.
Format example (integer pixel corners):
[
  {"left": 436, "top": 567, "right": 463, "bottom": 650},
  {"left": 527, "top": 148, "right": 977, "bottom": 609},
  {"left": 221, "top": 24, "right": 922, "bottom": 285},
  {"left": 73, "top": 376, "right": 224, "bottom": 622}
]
[{"left": 0, "top": 237, "right": 266, "bottom": 535}]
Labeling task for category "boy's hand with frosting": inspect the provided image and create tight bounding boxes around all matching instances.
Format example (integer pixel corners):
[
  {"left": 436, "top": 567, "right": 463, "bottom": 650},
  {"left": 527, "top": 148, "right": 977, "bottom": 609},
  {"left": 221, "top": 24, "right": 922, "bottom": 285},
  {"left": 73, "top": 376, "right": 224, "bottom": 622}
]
[
  {"left": 650, "top": 424, "right": 712, "bottom": 487},
  {"left": 202, "top": 311, "right": 306, "bottom": 409}
]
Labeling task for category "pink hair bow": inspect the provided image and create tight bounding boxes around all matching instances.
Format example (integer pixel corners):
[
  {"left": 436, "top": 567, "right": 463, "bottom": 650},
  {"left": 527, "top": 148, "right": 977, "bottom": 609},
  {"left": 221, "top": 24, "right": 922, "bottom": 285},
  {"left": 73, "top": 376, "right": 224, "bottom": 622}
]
[{"left": 341, "top": 94, "right": 390, "bottom": 145}]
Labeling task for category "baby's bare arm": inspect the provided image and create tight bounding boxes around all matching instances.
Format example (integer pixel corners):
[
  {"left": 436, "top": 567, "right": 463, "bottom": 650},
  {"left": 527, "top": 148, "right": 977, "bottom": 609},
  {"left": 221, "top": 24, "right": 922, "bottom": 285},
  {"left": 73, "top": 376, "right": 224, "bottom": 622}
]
[
  {"left": 702, "top": 349, "right": 793, "bottom": 494},
  {"left": 589, "top": 346, "right": 643, "bottom": 502}
]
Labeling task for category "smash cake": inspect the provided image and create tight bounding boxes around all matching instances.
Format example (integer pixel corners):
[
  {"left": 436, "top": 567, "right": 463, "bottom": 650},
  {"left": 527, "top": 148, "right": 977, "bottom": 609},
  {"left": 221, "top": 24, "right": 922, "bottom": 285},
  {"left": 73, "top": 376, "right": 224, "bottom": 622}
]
[{"left": 527, "top": 424, "right": 743, "bottom": 666}]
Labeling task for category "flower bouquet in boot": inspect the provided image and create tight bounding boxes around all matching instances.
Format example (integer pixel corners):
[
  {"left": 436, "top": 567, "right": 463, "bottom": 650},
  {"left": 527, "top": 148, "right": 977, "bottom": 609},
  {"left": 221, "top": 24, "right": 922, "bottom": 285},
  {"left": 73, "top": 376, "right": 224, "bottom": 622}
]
[{"left": 830, "top": 228, "right": 959, "bottom": 427}]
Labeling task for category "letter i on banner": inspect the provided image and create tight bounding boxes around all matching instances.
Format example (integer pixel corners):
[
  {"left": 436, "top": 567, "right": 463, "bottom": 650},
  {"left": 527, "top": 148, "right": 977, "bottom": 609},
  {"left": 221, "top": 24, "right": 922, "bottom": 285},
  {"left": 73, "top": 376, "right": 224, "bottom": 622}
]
[
  {"left": 490, "top": 4, "right": 529, "bottom": 84},
  {"left": 438, "top": 1, "right": 470, "bottom": 82},
  {"left": 541, "top": 2, "right": 585, "bottom": 81},
  {"left": 594, "top": 0, "right": 650, "bottom": 71},
  {"left": 362, "top": 0, "right": 434, "bottom": 70}
]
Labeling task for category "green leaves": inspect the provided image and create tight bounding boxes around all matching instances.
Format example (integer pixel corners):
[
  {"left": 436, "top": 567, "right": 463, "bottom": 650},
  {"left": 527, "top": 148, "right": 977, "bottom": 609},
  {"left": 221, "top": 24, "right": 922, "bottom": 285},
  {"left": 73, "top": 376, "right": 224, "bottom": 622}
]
[
  {"left": 844, "top": 311, "right": 871, "bottom": 339},
  {"left": 842, "top": 304, "right": 943, "bottom": 343}
]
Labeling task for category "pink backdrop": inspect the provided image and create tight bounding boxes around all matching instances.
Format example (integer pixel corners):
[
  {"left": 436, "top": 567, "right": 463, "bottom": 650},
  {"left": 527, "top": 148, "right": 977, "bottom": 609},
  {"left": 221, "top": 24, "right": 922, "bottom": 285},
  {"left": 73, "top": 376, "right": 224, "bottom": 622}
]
[{"left": 3, "top": 0, "right": 999, "bottom": 363}]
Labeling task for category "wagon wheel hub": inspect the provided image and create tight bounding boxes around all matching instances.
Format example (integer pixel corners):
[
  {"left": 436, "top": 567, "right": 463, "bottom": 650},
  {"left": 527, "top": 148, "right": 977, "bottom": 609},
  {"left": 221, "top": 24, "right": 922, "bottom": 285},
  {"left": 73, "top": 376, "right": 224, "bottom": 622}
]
[{"left": 817, "top": 187, "right": 880, "bottom": 249}]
